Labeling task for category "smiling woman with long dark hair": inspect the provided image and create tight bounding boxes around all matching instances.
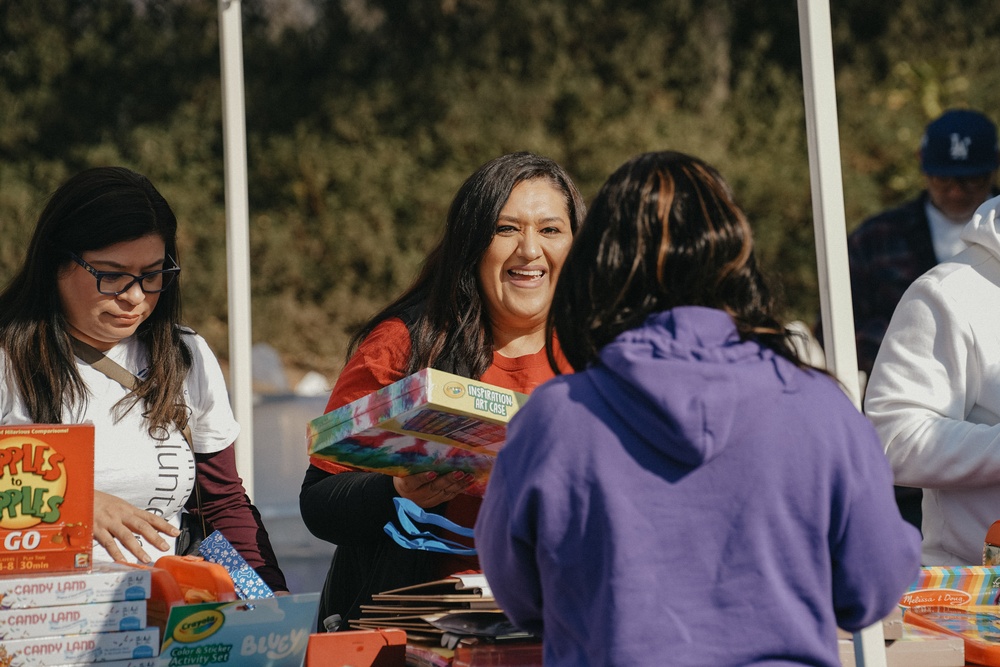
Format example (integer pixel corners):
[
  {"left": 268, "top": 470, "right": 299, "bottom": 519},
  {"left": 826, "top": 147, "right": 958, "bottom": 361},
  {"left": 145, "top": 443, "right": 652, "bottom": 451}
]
[{"left": 300, "top": 151, "right": 585, "bottom": 630}]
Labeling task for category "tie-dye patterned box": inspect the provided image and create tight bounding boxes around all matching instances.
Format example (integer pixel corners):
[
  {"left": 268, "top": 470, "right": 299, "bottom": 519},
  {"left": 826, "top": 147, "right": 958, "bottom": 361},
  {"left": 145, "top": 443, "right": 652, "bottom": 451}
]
[
  {"left": 307, "top": 368, "right": 528, "bottom": 497},
  {"left": 899, "top": 566, "right": 1000, "bottom": 609}
]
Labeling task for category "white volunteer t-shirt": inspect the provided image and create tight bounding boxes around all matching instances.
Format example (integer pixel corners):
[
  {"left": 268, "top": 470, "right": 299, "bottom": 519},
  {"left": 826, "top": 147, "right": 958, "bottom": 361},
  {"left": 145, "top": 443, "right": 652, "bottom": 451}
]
[{"left": 0, "top": 331, "right": 239, "bottom": 562}]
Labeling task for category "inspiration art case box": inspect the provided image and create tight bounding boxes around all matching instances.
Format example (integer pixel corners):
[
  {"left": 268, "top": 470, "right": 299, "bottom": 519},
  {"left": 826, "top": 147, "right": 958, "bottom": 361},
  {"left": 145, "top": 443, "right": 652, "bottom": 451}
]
[{"left": 307, "top": 368, "right": 528, "bottom": 496}]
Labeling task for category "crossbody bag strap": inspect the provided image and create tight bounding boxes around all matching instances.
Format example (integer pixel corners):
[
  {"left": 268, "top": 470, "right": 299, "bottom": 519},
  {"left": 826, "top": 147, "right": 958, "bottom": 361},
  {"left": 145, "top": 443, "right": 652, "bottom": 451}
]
[{"left": 70, "top": 337, "right": 205, "bottom": 532}]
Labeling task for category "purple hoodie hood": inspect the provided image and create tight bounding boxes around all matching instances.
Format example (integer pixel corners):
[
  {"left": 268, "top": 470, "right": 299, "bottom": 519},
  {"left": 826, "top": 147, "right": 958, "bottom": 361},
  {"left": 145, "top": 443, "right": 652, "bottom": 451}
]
[{"left": 590, "top": 306, "right": 792, "bottom": 468}]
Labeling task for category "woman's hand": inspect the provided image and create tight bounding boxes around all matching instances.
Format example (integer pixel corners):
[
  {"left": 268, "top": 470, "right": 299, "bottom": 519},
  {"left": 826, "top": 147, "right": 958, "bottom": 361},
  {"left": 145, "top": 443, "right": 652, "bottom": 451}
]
[
  {"left": 393, "top": 471, "right": 475, "bottom": 508},
  {"left": 93, "top": 490, "right": 180, "bottom": 564}
]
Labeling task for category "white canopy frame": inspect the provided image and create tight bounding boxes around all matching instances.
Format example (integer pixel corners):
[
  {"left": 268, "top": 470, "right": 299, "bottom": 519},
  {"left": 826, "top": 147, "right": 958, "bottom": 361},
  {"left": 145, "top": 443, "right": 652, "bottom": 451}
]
[
  {"left": 218, "top": 0, "right": 254, "bottom": 496},
  {"left": 215, "top": 0, "right": 882, "bottom": 662},
  {"left": 798, "top": 1, "right": 882, "bottom": 664}
]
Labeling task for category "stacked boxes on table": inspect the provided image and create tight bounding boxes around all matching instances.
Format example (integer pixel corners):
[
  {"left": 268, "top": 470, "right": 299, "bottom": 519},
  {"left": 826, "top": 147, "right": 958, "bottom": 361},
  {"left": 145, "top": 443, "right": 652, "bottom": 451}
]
[
  {"left": 866, "top": 564, "right": 1000, "bottom": 667},
  {"left": 0, "top": 425, "right": 159, "bottom": 665},
  {"left": 0, "top": 424, "right": 320, "bottom": 666},
  {"left": 0, "top": 563, "right": 158, "bottom": 666}
]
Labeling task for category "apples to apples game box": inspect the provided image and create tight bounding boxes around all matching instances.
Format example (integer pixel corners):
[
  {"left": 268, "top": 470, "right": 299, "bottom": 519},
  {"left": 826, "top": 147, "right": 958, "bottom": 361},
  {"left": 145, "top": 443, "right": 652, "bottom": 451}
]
[
  {"left": 307, "top": 369, "right": 528, "bottom": 497},
  {"left": 0, "top": 425, "right": 93, "bottom": 576}
]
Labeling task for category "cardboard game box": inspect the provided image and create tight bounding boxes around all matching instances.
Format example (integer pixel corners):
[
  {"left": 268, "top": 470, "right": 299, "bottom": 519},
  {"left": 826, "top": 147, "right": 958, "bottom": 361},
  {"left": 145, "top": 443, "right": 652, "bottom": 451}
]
[
  {"left": 0, "top": 599, "right": 146, "bottom": 640},
  {"left": 0, "top": 425, "right": 94, "bottom": 576},
  {"left": 0, "top": 627, "right": 159, "bottom": 666},
  {"left": 157, "top": 592, "right": 320, "bottom": 667},
  {"left": 0, "top": 562, "right": 151, "bottom": 610},
  {"left": 305, "top": 628, "right": 406, "bottom": 667},
  {"left": 308, "top": 369, "right": 528, "bottom": 496},
  {"left": 899, "top": 566, "right": 1000, "bottom": 609}
]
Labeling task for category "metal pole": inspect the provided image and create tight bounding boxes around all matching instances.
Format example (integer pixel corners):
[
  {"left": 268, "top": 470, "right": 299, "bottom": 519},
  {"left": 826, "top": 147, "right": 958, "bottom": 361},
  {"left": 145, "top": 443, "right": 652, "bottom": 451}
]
[
  {"left": 218, "top": 0, "right": 254, "bottom": 498},
  {"left": 796, "top": 0, "right": 883, "bottom": 664}
]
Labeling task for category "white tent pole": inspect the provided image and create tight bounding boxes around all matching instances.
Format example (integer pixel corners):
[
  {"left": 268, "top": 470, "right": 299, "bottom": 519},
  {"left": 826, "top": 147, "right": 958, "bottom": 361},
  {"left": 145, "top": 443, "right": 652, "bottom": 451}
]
[
  {"left": 796, "top": 0, "right": 861, "bottom": 407},
  {"left": 218, "top": 0, "right": 254, "bottom": 498},
  {"left": 797, "top": 1, "right": 882, "bottom": 665}
]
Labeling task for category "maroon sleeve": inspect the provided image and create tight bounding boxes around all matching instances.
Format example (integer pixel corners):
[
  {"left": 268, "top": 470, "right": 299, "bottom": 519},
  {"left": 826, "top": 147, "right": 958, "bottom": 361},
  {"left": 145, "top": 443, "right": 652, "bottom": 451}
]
[{"left": 189, "top": 445, "right": 289, "bottom": 592}]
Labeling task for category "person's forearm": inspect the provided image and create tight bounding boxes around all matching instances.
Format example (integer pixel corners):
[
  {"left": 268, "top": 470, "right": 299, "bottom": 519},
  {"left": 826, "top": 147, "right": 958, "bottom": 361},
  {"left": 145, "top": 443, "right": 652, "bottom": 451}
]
[{"left": 299, "top": 464, "right": 398, "bottom": 545}]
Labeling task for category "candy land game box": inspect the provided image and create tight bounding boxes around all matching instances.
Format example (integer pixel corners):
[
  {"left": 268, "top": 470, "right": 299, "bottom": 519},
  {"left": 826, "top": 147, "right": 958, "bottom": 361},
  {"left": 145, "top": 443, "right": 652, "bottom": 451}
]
[
  {"left": 307, "top": 369, "right": 528, "bottom": 496},
  {"left": 0, "top": 424, "right": 94, "bottom": 576}
]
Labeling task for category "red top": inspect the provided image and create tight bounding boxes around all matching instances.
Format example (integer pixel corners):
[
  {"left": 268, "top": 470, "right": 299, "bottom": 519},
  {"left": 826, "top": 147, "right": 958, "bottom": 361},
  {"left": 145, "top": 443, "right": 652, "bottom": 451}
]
[{"left": 310, "top": 317, "right": 570, "bottom": 575}]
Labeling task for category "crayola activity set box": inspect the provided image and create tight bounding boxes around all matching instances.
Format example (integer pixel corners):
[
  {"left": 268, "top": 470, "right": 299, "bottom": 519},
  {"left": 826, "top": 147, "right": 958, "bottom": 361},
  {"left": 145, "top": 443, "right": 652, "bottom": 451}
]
[
  {"left": 157, "top": 592, "right": 320, "bottom": 667},
  {"left": 0, "top": 425, "right": 94, "bottom": 576},
  {"left": 308, "top": 368, "right": 528, "bottom": 496},
  {"left": 899, "top": 565, "right": 1000, "bottom": 609}
]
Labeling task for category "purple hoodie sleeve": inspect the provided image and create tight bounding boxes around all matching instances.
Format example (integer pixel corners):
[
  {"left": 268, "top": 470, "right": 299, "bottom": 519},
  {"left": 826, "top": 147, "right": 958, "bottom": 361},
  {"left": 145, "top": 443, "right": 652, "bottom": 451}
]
[
  {"left": 191, "top": 445, "right": 289, "bottom": 592},
  {"left": 475, "top": 461, "right": 545, "bottom": 636},
  {"left": 829, "top": 421, "right": 921, "bottom": 631}
]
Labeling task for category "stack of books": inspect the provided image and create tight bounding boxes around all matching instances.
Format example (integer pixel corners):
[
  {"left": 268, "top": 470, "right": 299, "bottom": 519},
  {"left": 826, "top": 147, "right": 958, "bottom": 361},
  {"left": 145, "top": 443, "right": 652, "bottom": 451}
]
[{"left": 354, "top": 574, "right": 501, "bottom": 643}]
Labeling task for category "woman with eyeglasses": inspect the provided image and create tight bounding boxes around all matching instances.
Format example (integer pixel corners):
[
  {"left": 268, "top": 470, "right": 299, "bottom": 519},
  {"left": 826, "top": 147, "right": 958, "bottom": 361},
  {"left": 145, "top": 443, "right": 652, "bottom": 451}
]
[{"left": 0, "top": 166, "right": 288, "bottom": 592}]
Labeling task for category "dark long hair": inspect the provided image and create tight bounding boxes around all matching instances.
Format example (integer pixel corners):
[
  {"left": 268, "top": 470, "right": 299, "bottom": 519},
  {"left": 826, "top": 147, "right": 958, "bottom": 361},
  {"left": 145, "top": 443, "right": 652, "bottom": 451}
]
[
  {"left": 550, "top": 150, "right": 803, "bottom": 372},
  {"left": 347, "top": 152, "right": 585, "bottom": 378},
  {"left": 0, "top": 166, "right": 191, "bottom": 435}
]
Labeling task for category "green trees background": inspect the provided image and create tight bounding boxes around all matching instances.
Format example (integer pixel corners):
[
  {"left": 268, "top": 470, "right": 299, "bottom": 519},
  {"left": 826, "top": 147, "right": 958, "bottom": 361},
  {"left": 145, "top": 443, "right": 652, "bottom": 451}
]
[{"left": 2, "top": 0, "right": 999, "bottom": 378}]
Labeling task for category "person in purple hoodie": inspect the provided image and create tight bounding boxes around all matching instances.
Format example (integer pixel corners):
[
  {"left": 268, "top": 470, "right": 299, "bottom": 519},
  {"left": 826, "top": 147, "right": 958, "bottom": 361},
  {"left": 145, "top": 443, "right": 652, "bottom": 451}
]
[{"left": 474, "top": 151, "right": 921, "bottom": 666}]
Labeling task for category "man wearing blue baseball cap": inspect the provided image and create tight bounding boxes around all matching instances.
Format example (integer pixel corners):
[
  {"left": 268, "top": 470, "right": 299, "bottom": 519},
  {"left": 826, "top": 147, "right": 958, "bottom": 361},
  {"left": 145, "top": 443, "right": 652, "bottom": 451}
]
[
  {"left": 866, "top": 171, "right": 1000, "bottom": 568},
  {"left": 847, "top": 109, "right": 999, "bottom": 531},
  {"left": 920, "top": 109, "right": 1000, "bottom": 222}
]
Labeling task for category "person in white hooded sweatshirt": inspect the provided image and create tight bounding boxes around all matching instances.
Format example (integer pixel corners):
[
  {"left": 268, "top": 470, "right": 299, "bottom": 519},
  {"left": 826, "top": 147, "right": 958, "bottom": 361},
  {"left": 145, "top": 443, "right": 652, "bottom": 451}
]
[{"left": 866, "top": 193, "right": 1000, "bottom": 565}]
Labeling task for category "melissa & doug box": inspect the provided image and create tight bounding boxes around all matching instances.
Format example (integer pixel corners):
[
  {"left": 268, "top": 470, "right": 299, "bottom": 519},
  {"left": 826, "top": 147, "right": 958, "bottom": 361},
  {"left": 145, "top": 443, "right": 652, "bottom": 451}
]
[
  {"left": 0, "top": 425, "right": 94, "bottom": 575},
  {"left": 308, "top": 368, "right": 528, "bottom": 496},
  {"left": 899, "top": 566, "right": 1000, "bottom": 609}
]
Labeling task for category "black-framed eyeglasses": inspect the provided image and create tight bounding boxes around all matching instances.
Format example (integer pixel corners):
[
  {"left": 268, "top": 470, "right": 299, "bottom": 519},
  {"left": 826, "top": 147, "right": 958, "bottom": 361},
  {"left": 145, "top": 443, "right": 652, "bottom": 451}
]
[{"left": 67, "top": 252, "right": 181, "bottom": 296}]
